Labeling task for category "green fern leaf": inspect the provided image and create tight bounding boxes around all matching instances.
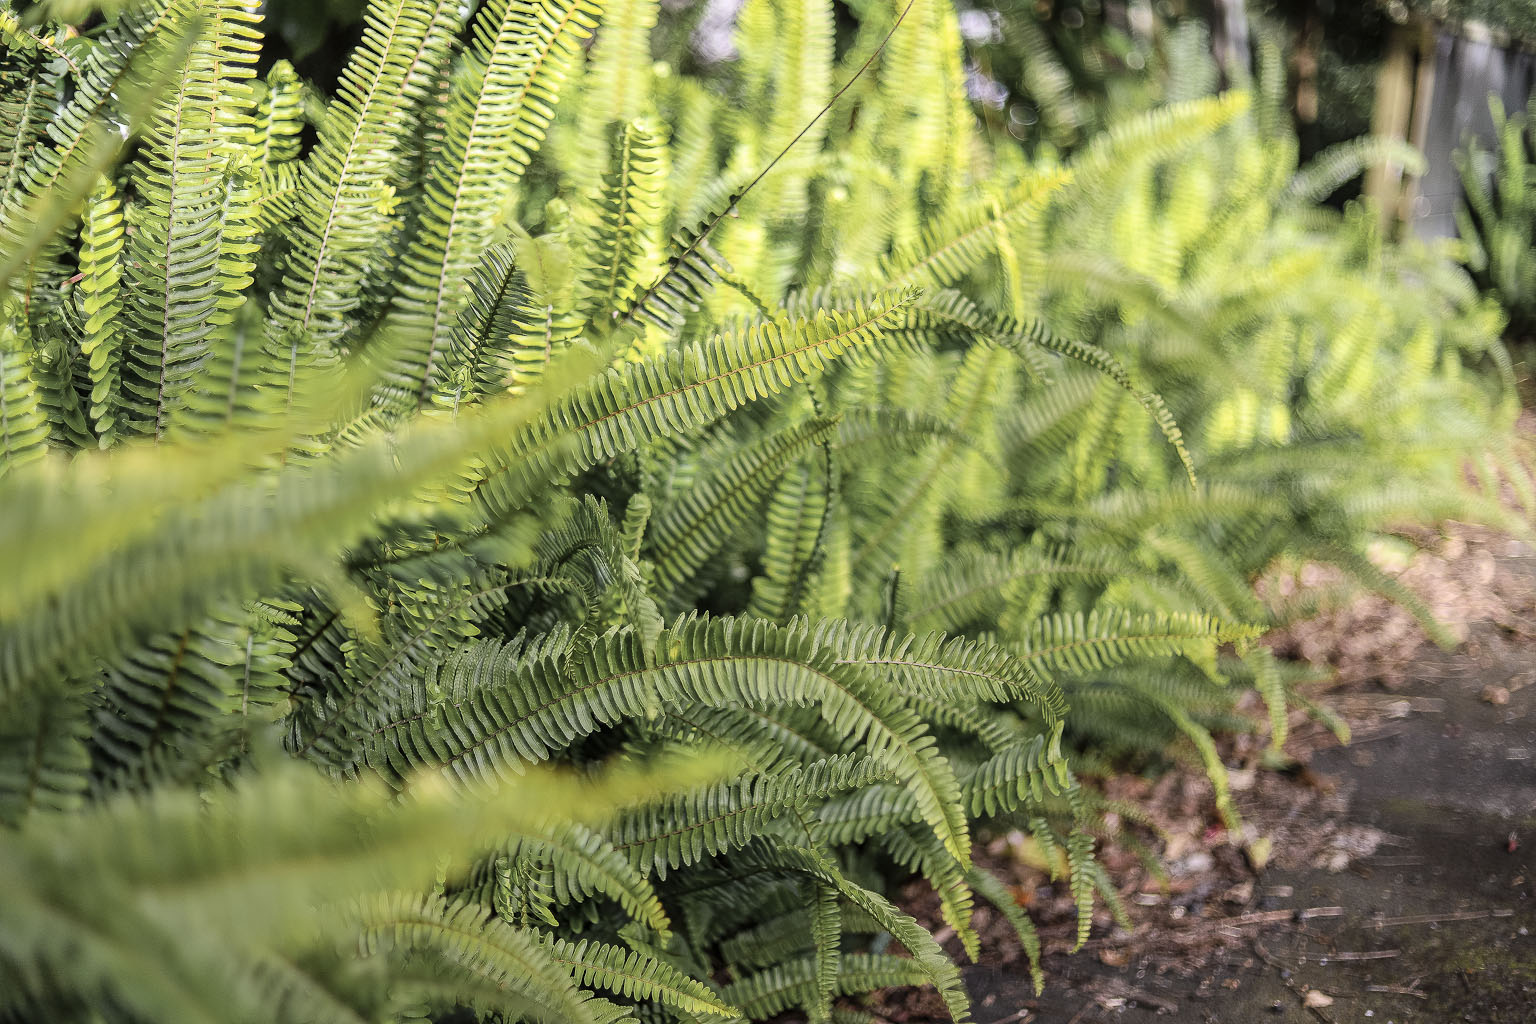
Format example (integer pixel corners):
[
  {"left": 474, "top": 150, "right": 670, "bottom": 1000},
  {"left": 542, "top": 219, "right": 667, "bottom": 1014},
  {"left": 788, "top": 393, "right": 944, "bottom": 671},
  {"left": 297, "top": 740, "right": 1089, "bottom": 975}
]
[
  {"left": 380, "top": 0, "right": 602, "bottom": 408},
  {"left": 470, "top": 291, "right": 916, "bottom": 523},
  {"left": 647, "top": 419, "right": 838, "bottom": 599}
]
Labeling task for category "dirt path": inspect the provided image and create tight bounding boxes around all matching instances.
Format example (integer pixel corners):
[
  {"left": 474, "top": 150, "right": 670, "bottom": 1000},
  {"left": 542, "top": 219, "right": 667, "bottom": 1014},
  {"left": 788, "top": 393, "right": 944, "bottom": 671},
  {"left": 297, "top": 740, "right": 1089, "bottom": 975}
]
[
  {"left": 880, "top": 530, "right": 1536, "bottom": 1023},
  {"left": 968, "top": 619, "right": 1536, "bottom": 1023}
]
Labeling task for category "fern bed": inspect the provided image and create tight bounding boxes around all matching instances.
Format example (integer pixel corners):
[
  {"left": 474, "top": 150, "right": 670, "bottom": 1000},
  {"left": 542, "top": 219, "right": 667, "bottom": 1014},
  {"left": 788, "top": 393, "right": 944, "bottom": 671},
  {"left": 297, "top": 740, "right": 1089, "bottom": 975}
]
[{"left": 0, "top": 0, "right": 1522, "bottom": 1022}]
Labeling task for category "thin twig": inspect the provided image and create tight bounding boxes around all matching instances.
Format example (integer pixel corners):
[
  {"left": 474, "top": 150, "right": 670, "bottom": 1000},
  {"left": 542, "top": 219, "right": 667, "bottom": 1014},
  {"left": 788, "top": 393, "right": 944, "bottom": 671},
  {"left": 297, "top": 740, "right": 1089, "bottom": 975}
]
[
  {"left": 1294, "top": 949, "right": 1401, "bottom": 962},
  {"left": 1365, "top": 984, "right": 1428, "bottom": 999},
  {"left": 985, "top": 1007, "right": 1033, "bottom": 1024},
  {"left": 1368, "top": 909, "right": 1513, "bottom": 929}
]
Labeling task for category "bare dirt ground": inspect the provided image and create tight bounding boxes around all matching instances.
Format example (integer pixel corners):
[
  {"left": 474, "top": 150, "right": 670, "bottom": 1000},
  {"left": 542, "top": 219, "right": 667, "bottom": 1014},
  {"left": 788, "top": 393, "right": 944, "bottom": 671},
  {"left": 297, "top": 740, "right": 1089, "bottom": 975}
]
[{"left": 874, "top": 525, "right": 1536, "bottom": 1024}]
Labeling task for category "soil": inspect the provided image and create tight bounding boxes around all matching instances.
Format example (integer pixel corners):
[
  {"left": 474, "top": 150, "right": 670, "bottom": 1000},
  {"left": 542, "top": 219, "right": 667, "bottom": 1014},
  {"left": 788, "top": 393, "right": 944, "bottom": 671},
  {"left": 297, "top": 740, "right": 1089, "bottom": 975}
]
[{"left": 872, "top": 525, "right": 1536, "bottom": 1024}]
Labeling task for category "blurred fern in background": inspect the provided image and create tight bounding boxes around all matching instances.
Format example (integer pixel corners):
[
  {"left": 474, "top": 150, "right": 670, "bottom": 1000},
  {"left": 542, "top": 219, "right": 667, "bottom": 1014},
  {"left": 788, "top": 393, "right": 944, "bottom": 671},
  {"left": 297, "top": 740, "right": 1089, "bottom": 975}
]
[{"left": 1457, "top": 96, "right": 1536, "bottom": 341}]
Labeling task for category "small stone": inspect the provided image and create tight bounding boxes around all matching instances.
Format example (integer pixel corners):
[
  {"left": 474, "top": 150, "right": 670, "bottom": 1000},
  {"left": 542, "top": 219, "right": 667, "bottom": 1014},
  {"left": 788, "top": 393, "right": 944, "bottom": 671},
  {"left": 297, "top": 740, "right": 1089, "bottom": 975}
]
[
  {"left": 1483, "top": 685, "right": 1511, "bottom": 706},
  {"left": 1180, "top": 851, "right": 1215, "bottom": 875}
]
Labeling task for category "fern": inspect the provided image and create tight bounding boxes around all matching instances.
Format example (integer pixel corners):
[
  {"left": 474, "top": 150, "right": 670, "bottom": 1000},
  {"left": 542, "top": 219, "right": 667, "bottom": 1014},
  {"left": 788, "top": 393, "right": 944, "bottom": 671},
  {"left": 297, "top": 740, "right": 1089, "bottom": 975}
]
[
  {"left": 0, "top": 1, "right": 1521, "bottom": 1021},
  {"left": 380, "top": 0, "right": 601, "bottom": 408},
  {"left": 118, "top": 0, "right": 262, "bottom": 439}
]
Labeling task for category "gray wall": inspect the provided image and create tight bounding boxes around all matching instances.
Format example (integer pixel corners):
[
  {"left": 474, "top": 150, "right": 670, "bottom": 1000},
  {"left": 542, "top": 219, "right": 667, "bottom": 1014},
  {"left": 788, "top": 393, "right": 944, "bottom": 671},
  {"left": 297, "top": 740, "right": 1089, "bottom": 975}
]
[{"left": 1416, "top": 26, "right": 1536, "bottom": 238}]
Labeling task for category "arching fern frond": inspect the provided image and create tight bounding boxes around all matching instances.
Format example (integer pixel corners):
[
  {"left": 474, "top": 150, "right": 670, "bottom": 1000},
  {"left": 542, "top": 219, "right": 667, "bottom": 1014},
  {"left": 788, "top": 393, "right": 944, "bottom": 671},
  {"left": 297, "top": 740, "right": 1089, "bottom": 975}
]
[
  {"left": 538, "top": 935, "right": 736, "bottom": 1017},
  {"left": 1020, "top": 608, "right": 1260, "bottom": 676},
  {"left": 647, "top": 418, "right": 837, "bottom": 599},
  {"left": 470, "top": 290, "right": 916, "bottom": 522},
  {"left": 379, "top": 0, "right": 601, "bottom": 409}
]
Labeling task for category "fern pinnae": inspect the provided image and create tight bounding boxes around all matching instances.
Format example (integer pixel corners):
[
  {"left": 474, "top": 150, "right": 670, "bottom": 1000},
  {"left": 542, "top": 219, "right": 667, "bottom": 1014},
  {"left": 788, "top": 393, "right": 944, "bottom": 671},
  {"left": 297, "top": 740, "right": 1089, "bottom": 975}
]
[
  {"left": 1020, "top": 607, "right": 1259, "bottom": 677},
  {"left": 75, "top": 177, "right": 126, "bottom": 444},
  {"left": 539, "top": 935, "right": 736, "bottom": 1017},
  {"left": 266, "top": 0, "right": 459, "bottom": 353},
  {"left": 967, "top": 864, "right": 1043, "bottom": 993},
  {"left": 747, "top": 454, "right": 830, "bottom": 622},
  {"left": 248, "top": 60, "right": 304, "bottom": 168},
  {"left": 821, "top": 619, "right": 1064, "bottom": 721},
  {"left": 0, "top": 685, "right": 91, "bottom": 825},
  {"left": 0, "top": 36, "right": 64, "bottom": 203},
  {"left": 1011, "top": 328, "right": 1197, "bottom": 488},
  {"left": 120, "top": 0, "right": 262, "bottom": 438},
  {"left": 576, "top": 119, "right": 668, "bottom": 321},
  {"left": 646, "top": 418, "right": 839, "bottom": 598},
  {"left": 381, "top": 0, "right": 602, "bottom": 409},
  {"left": 435, "top": 240, "right": 569, "bottom": 403},
  {"left": 880, "top": 169, "right": 1073, "bottom": 290},
  {"left": 470, "top": 291, "right": 916, "bottom": 522},
  {"left": 618, "top": 0, "right": 920, "bottom": 330},
  {"left": 0, "top": 0, "right": 181, "bottom": 292},
  {"left": 355, "top": 894, "right": 616, "bottom": 1024},
  {"left": 366, "top": 614, "right": 971, "bottom": 863},
  {"left": 742, "top": 841, "right": 973, "bottom": 1023}
]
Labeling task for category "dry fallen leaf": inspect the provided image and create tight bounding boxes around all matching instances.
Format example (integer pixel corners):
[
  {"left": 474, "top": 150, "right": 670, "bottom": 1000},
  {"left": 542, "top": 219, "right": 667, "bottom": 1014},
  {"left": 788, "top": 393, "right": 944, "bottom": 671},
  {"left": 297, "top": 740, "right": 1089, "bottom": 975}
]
[{"left": 1245, "top": 836, "right": 1273, "bottom": 872}]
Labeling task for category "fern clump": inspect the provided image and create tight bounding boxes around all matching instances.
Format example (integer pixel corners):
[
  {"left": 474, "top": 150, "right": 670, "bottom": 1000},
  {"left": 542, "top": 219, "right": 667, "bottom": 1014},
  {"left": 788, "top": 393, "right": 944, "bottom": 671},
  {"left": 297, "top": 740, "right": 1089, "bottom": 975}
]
[
  {"left": 1457, "top": 96, "right": 1536, "bottom": 338},
  {"left": 0, "top": 0, "right": 1519, "bottom": 1022}
]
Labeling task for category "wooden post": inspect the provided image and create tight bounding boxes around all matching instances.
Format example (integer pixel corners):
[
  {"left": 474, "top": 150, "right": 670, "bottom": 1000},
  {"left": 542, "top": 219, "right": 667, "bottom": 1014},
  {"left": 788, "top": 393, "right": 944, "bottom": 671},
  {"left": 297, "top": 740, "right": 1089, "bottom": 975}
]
[
  {"left": 1293, "top": 7, "right": 1321, "bottom": 127},
  {"left": 1364, "top": 21, "right": 1417, "bottom": 233}
]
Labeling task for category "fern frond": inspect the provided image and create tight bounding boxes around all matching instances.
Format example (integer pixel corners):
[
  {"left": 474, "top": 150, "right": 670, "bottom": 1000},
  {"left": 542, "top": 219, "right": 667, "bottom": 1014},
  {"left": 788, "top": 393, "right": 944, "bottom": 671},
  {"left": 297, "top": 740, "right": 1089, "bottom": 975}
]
[
  {"left": 577, "top": 119, "right": 668, "bottom": 320},
  {"left": 365, "top": 613, "right": 970, "bottom": 863},
  {"left": 967, "top": 865, "right": 1043, "bottom": 994},
  {"left": 881, "top": 169, "right": 1071, "bottom": 289},
  {"left": 249, "top": 59, "right": 305, "bottom": 169},
  {"left": 963, "top": 727, "right": 1071, "bottom": 816},
  {"left": 479, "top": 820, "right": 671, "bottom": 934},
  {"left": 75, "top": 177, "right": 126, "bottom": 445},
  {"left": 1283, "top": 136, "right": 1425, "bottom": 207},
  {"left": 1020, "top": 608, "right": 1259, "bottom": 676},
  {"left": 470, "top": 291, "right": 916, "bottom": 522},
  {"left": 380, "top": 0, "right": 601, "bottom": 408},
  {"left": 356, "top": 895, "right": 626, "bottom": 1024},
  {"left": 0, "top": 0, "right": 185, "bottom": 297},
  {"left": 119, "top": 0, "right": 263, "bottom": 439},
  {"left": 437, "top": 241, "right": 559, "bottom": 404},
  {"left": 747, "top": 454, "right": 830, "bottom": 621},
  {"left": 647, "top": 418, "right": 837, "bottom": 598},
  {"left": 736, "top": 841, "right": 972, "bottom": 1023},
  {"left": 720, "top": 954, "right": 929, "bottom": 1020},
  {"left": 0, "top": 314, "right": 48, "bottom": 475},
  {"left": 540, "top": 935, "right": 736, "bottom": 1017},
  {"left": 818, "top": 618, "right": 1064, "bottom": 720},
  {"left": 904, "top": 545, "right": 1132, "bottom": 635},
  {"left": 265, "top": 0, "right": 460, "bottom": 352},
  {"left": 0, "top": 687, "right": 91, "bottom": 825}
]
